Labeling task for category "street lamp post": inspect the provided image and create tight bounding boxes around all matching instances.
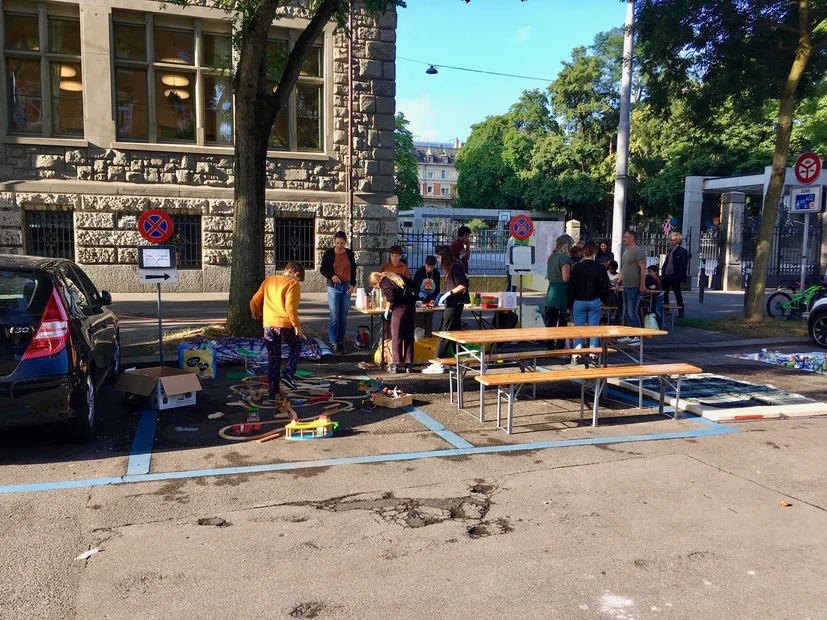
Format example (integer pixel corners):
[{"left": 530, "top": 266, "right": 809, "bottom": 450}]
[{"left": 612, "top": 0, "right": 635, "bottom": 260}]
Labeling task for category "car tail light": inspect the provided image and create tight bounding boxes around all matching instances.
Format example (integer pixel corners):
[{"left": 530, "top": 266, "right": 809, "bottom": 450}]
[{"left": 22, "top": 288, "right": 70, "bottom": 361}]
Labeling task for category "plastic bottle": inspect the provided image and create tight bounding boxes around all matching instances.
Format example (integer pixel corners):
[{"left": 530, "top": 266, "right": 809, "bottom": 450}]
[{"left": 475, "top": 292, "right": 481, "bottom": 306}]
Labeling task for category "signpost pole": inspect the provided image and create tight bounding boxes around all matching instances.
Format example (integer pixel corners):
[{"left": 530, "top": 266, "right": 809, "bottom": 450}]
[
  {"left": 800, "top": 212, "right": 810, "bottom": 287},
  {"left": 157, "top": 283, "right": 164, "bottom": 364}
]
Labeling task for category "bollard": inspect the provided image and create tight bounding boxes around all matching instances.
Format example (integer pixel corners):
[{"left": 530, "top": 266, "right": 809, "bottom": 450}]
[
  {"left": 698, "top": 262, "right": 706, "bottom": 304},
  {"left": 743, "top": 269, "right": 752, "bottom": 314}
]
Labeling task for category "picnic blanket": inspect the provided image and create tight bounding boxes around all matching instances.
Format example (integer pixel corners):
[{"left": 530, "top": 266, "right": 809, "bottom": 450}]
[{"left": 187, "top": 337, "right": 331, "bottom": 365}]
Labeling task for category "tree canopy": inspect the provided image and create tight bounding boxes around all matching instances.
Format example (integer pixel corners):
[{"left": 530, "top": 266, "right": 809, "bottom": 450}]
[{"left": 394, "top": 113, "right": 423, "bottom": 211}]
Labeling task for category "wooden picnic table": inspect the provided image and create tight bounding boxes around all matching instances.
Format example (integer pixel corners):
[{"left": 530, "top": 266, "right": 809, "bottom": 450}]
[
  {"left": 434, "top": 325, "right": 667, "bottom": 416},
  {"left": 352, "top": 304, "right": 519, "bottom": 367}
]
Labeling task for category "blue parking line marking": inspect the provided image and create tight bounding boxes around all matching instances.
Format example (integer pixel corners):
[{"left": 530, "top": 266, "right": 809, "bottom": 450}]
[
  {"left": 404, "top": 405, "right": 475, "bottom": 449},
  {"left": 125, "top": 409, "right": 157, "bottom": 477},
  {"left": 0, "top": 424, "right": 732, "bottom": 495}
]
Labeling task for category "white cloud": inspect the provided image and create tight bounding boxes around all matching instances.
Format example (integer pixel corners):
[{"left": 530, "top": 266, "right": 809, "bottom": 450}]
[
  {"left": 396, "top": 94, "right": 439, "bottom": 142},
  {"left": 511, "top": 26, "right": 532, "bottom": 45}
]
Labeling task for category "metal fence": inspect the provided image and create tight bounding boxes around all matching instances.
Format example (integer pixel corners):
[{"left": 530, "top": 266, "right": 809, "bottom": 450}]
[
  {"left": 396, "top": 230, "right": 511, "bottom": 275},
  {"left": 274, "top": 216, "right": 316, "bottom": 269},
  {"left": 26, "top": 211, "right": 75, "bottom": 260},
  {"left": 171, "top": 214, "right": 202, "bottom": 269},
  {"left": 742, "top": 215, "right": 822, "bottom": 282}
]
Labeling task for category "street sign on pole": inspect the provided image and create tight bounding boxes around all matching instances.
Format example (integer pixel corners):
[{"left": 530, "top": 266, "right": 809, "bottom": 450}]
[
  {"left": 138, "top": 210, "right": 174, "bottom": 243},
  {"left": 790, "top": 186, "right": 823, "bottom": 213},
  {"left": 509, "top": 214, "right": 534, "bottom": 240},
  {"left": 137, "top": 245, "right": 178, "bottom": 364},
  {"left": 794, "top": 152, "right": 822, "bottom": 185}
]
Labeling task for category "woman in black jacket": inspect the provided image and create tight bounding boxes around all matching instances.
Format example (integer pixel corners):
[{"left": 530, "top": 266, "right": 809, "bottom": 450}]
[
  {"left": 369, "top": 271, "right": 416, "bottom": 373},
  {"left": 568, "top": 242, "right": 611, "bottom": 355},
  {"left": 422, "top": 246, "right": 470, "bottom": 375},
  {"left": 319, "top": 231, "right": 357, "bottom": 354}
]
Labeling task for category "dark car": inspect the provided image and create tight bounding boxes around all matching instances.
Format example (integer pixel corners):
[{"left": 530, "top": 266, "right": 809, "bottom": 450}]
[
  {"left": 808, "top": 296, "right": 827, "bottom": 348},
  {"left": 0, "top": 255, "right": 119, "bottom": 441}
]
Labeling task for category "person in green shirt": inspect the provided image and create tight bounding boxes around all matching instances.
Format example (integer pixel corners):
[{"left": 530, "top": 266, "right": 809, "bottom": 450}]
[
  {"left": 614, "top": 230, "right": 648, "bottom": 344},
  {"left": 545, "top": 234, "right": 574, "bottom": 350}
]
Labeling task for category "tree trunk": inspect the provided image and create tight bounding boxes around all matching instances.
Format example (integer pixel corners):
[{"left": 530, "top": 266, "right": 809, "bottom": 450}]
[{"left": 745, "top": 2, "right": 813, "bottom": 319}]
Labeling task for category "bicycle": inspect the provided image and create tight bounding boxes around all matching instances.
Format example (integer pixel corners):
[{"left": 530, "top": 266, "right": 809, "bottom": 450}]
[{"left": 766, "top": 279, "right": 827, "bottom": 319}]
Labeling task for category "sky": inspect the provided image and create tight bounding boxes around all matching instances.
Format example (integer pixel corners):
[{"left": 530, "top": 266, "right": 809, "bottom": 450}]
[{"left": 395, "top": 0, "right": 630, "bottom": 144}]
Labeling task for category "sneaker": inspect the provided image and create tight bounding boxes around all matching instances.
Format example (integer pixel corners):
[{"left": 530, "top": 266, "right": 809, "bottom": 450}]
[
  {"left": 268, "top": 391, "right": 280, "bottom": 403},
  {"left": 337, "top": 343, "right": 347, "bottom": 355},
  {"left": 588, "top": 354, "right": 600, "bottom": 365},
  {"left": 405, "top": 364, "right": 412, "bottom": 374},
  {"left": 571, "top": 354, "right": 581, "bottom": 365},
  {"left": 281, "top": 375, "right": 298, "bottom": 391},
  {"left": 329, "top": 343, "right": 340, "bottom": 354},
  {"left": 618, "top": 337, "right": 634, "bottom": 344},
  {"left": 422, "top": 362, "right": 445, "bottom": 375},
  {"left": 626, "top": 337, "right": 640, "bottom": 347},
  {"left": 388, "top": 363, "right": 399, "bottom": 374}
]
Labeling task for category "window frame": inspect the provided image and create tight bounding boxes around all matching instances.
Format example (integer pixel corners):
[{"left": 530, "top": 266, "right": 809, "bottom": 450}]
[
  {"left": 3, "top": 5, "right": 83, "bottom": 138},
  {"left": 170, "top": 213, "right": 203, "bottom": 269},
  {"left": 25, "top": 210, "right": 76, "bottom": 261},
  {"left": 112, "top": 12, "right": 234, "bottom": 146},
  {"left": 272, "top": 214, "right": 316, "bottom": 270}
]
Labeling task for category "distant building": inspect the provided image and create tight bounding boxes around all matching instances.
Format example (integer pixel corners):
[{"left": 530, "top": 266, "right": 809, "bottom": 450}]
[{"left": 414, "top": 139, "right": 461, "bottom": 208}]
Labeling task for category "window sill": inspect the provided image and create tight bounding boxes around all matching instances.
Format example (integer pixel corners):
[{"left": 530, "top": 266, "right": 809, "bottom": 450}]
[
  {"left": 1, "top": 136, "right": 89, "bottom": 147},
  {"left": 111, "top": 141, "right": 333, "bottom": 161}
]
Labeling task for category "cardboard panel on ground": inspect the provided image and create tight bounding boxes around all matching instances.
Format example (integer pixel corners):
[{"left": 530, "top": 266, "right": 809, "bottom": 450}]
[
  {"left": 116, "top": 367, "right": 203, "bottom": 410},
  {"left": 611, "top": 373, "right": 827, "bottom": 422}
]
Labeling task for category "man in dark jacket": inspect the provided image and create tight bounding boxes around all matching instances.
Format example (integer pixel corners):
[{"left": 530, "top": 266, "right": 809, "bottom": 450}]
[
  {"left": 319, "top": 231, "right": 358, "bottom": 354},
  {"left": 661, "top": 232, "right": 688, "bottom": 318}
]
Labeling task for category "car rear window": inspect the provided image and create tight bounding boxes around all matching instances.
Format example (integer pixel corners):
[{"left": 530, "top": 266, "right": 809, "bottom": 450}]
[{"left": 0, "top": 271, "right": 53, "bottom": 318}]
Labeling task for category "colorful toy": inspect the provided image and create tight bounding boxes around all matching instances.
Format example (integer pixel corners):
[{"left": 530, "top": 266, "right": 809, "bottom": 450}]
[{"left": 285, "top": 415, "right": 338, "bottom": 440}]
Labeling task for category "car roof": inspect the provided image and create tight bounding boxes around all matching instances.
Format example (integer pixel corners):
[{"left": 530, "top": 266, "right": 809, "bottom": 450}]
[{"left": 0, "top": 253, "right": 64, "bottom": 272}]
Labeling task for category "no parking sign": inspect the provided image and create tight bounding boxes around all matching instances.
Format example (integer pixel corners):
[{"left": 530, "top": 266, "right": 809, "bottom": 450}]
[
  {"left": 137, "top": 210, "right": 174, "bottom": 244},
  {"left": 509, "top": 214, "right": 534, "bottom": 240}
]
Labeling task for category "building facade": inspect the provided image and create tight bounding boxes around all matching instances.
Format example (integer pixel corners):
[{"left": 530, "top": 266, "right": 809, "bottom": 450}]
[
  {"left": 414, "top": 140, "right": 459, "bottom": 208},
  {"left": 0, "top": 0, "right": 397, "bottom": 292}
]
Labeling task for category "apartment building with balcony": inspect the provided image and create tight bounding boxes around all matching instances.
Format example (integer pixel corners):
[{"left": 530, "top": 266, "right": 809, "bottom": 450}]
[{"left": 414, "top": 139, "right": 459, "bottom": 209}]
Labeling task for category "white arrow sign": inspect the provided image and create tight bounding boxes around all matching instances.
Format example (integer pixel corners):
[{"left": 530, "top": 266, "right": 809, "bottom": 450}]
[{"left": 139, "top": 268, "right": 179, "bottom": 283}]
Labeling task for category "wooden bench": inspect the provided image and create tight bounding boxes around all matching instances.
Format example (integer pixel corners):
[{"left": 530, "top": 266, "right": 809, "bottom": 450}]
[
  {"left": 429, "top": 348, "right": 616, "bottom": 406},
  {"left": 663, "top": 305, "right": 683, "bottom": 331},
  {"left": 475, "top": 363, "right": 702, "bottom": 434}
]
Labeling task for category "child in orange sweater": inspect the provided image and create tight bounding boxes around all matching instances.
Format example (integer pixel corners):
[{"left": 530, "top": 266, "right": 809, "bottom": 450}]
[{"left": 250, "top": 261, "right": 305, "bottom": 398}]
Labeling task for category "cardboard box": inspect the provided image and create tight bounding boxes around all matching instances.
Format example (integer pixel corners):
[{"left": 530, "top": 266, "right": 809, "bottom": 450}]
[
  {"left": 371, "top": 392, "right": 413, "bottom": 409},
  {"left": 116, "top": 367, "right": 203, "bottom": 410}
]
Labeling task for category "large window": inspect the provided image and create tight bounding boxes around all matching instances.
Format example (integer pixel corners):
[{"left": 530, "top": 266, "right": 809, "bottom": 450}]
[
  {"left": 267, "top": 30, "right": 324, "bottom": 152},
  {"left": 4, "top": 6, "right": 83, "bottom": 137},
  {"left": 113, "top": 13, "right": 232, "bottom": 145},
  {"left": 273, "top": 216, "right": 315, "bottom": 269},
  {"left": 170, "top": 214, "right": 202, "bottom": 269},
  {"left": 26, "top": 211, "right": 75, "bottom": 260}
]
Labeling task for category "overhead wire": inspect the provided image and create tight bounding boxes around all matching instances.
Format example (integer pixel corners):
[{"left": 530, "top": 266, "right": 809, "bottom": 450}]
[{"left": 397, "top": 55, "right": 553, "bottom": 83}]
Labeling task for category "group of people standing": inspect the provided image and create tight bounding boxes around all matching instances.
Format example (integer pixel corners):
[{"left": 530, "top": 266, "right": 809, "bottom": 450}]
[{"left": 545, "top": 230, "right": 688, "bottom": 351}]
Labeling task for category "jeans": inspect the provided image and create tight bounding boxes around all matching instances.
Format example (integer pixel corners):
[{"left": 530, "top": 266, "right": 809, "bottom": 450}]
[
  {"left": 572, "top": 299, "right": 601, "bottom": 348},
  {"left": 327, "top": 283, "right": 351, "bottom": 344},
  {"left": 264, "top": 326, "right": 301, "bottom": 396},
  {"left": 622, "top": 287, "right": 642, "bottom": 328},
  {"left": 648, "top": 293, "right": 664, "bottom": 328}
]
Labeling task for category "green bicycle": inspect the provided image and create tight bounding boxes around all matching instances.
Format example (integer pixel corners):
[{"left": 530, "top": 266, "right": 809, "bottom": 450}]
[{"left": 766, "top": 280, "right": 827, "bottom": 320}]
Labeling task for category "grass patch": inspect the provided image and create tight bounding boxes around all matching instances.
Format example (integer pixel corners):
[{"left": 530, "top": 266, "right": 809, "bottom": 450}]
[
  {"left": 676, "top": 316, "right": 808, "bottom": 339},
  {"left": 130, "top": 324, "right": 229, "bottom": 355}
]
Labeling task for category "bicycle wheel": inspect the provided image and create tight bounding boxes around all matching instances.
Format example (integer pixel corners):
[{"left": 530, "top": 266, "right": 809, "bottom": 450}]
[{"left": 766, "top": 292, "right": 793, "bottom": 319}]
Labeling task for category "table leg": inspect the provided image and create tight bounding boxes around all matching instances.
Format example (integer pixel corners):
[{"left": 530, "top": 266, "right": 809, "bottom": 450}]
[
  {"left": 580, "top": 380, "right": 585, "bottom": 424},
  {"left": 496, "top": 387, "right": 502, "bottom": 428},
  {"left": 675, "top": 375, "right": 682, "bottom": 419},
  {"left": 592, "top": 379, "right": 600, "bottom": 427},
  {"left": 602, "top": 339, "right": 609, "bottom": 367},
  {"left": 480, "top": 377, "right": 486, "bottom": 424},
  {"left": 658, "top": 377, "right": 665, "bottom": 415},
  {"left": 449, "top": 366, "right": 454, "bottom": 404},
  {"left": 380, "top": 315, "right": 386, "bottom": 369},
  {"left": 638, "top": 336, "right": 644, "bottom": 408},
  {"left": 507, "top": 384, "right": 515, "bottom": 435}
]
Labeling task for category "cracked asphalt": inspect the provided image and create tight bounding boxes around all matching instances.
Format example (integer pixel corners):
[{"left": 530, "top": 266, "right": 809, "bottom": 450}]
[{"left": 2, "top": 348, "right": 827, "bottom": 619}]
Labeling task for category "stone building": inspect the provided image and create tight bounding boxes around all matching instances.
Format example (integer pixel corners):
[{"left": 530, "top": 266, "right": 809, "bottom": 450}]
[{"left": 0, "top": 0, "right": 397, "bottom": 292}]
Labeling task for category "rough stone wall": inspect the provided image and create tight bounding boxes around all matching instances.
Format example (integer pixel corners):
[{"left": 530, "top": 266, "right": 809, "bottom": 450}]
[
  {"left": 0, "top": 190, "right": 397, "bottom": 293},
  {"left": 0, "top": 2, "right": 398, "bottom": 293}
]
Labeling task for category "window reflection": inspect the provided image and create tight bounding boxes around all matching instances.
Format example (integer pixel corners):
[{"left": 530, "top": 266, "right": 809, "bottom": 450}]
[
  {"left": 51, "top": 62, "right": 83, "bottom": 136},
  {"left": 48, "top": 18, "right": 81, "bottom": 54},
  {"left": 115, "top": 68, "right": 148, "bottom": 140},
  {"left": 156, "top": 71, "right": 195, "bottom": 141},
  {"left": 204, "top": 75, "right": 232, "bottom": 144},
  {"left": 300, "top": 46, "right": 321, "bottom": 77},
  {"left": 203, "top": 34, "right": 231, "bottom": 69},
  {"left": 7, "top": 59, "right": 42, "bottom": 134},
  {"left": 296, "top": 83, "right": 321, "bottom": 150},
  {"left": 4, "top": 14, "right": 40, "bottom": 51},
  {"left": 154, "top": 28, "right": 193, "bottom": 65},
  {"left": 113, "top": 23, "right": 146, "bottom": 60}
]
